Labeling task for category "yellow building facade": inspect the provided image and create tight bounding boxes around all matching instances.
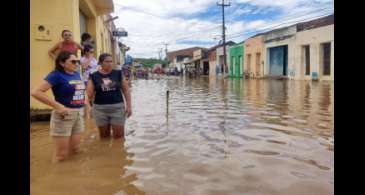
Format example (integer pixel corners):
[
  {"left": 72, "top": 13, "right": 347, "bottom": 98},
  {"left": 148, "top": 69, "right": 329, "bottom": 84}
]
[{"left": 30, "top": 0, "right": 116, "bottom": 110}]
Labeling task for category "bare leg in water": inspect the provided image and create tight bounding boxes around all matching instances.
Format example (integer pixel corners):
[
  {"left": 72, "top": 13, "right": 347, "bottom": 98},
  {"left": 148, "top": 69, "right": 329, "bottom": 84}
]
[
  {"left": 98, "top": 124, "right": 111, "bottom": 138},
  {"left": 111, "top": 125, "right": 125, "bottom": 139},
  {"left": 52, "top": 136, "right": 70, "bottom": 163},
  {"left": 69, "top": 133, "right": 82, "bottom": 154}
]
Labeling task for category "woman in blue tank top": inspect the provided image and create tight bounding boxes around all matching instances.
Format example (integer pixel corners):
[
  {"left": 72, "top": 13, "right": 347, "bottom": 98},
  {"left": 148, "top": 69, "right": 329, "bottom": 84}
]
[{"left": 87, "top": 53, "right": 132, "bottom": 139}]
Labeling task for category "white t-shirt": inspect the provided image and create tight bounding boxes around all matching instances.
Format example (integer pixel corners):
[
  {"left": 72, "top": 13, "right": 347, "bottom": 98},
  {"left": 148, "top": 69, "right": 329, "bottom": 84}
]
[{"left": 80, "top": 56, "right": 98, "bottom": 83}]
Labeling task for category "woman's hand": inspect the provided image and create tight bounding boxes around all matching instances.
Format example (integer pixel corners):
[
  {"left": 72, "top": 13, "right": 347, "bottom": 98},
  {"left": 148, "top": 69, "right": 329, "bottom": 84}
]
[
  {"left": 82, "top": 58, "right": 92, "bottom": 70},
  {"left": 55, "top": 106, "right": 69, "bottom": 117},
  {"left": 125, "top": 106, "right": 132, "bottom": 118}
]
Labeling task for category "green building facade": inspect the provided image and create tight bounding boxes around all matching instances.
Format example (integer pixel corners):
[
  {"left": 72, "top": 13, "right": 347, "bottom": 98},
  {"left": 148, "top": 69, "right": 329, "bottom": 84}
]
[{"left": 229, "top": 43, "right": 244, "bottom": 78}]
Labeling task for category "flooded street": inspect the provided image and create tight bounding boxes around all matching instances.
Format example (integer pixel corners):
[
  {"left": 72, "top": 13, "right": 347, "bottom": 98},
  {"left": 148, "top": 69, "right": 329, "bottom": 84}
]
[{"left": 30, "top": 77, "right": 334, "bottom": 195}]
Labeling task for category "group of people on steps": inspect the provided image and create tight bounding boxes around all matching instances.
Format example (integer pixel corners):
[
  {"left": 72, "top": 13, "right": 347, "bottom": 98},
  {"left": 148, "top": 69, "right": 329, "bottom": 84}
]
[{"left": 31, "top": 29, "right": 132, "bottom": 163}]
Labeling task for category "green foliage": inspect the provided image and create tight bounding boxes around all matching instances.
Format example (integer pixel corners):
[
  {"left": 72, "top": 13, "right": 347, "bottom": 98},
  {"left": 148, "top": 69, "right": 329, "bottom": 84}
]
[{"left": 134, "top": 58, "right": 167, "bottom": 68}]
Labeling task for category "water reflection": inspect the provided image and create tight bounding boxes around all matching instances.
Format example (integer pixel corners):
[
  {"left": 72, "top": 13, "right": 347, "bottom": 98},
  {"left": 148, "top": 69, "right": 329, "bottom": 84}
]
[
  {"left": 319, "top": 82, "right": 332, "bottom": 112},
  {"left": 30, "top": 123, "right": 146, "bottom": 195},
  {"left": 300, "top": 82, "right": 312, "bottom": 120}
]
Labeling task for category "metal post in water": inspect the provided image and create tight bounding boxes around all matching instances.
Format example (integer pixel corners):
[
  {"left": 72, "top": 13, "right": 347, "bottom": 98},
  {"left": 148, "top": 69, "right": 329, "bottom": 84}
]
[{"left": 166, "top": 89, "right": 169, "bottom": 116}]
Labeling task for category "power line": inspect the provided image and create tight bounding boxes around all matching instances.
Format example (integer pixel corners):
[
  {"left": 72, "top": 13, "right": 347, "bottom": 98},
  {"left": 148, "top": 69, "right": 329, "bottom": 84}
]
[
  {"left": 165, "top": 25, "right": 222, "bottom": 44},
  {"left": 225, "top": 6, "right": 331, "bottom": 24},
  {"left": 114, "top": 3, "right": 224, "bottom": 42},
  {"left": 225, "top": 7, "right": 333, "bottom": 37},
  {"left": 124, "top": 13, "right": 333, "bottom": 49},
  {"left": 114, "top": 3, "right": 167, "bottom": 19},
  {"left": 224, "top": 8, "right": 333, "bottom": 38},
  {"left": 117, "top": 4, "right": 332, "bottom": 43},
  {"left": 114, "top": 2, "right": 333, "bottom": 57},
  {"left": 162, "top": 12, "right": 333, "bottom": 49},
  {"left": 122, "top": 25, "right": 221, "bottom": 48},
  {"left": 226, "top": 12, "right": 333, "bottom": 40},
  {"left": 224, "top": 5, "right": 267, "bottom": 24},
  {"left": 119, "top": 24, "right": 221, "bottom": 47},
  {"left": 129, "top": 24, "right": 221, "bottom": 40},
  {"left": 228, "top": 11, "right": 334, "bottom": 39},
  {"left": 157, "top": 7, "right": 330, "bottom": 49},
  {"left": 118, "top": 2, "right": 310, "bottom": 43},
  {"left": 114, "top": 3, "right": 221, "bottom": 20}
]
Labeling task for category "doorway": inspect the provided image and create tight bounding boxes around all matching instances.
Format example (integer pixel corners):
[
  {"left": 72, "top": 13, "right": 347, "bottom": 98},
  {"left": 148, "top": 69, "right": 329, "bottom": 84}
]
[
  {"left": 322, "top": 42, "right": 331, "bottom": 76},
  {"left": 303, "top": 45, "right": 310, "bottom": 76},
  {"left": 269, "top": 45, "right": 288, "bottom": 76},
  {"left": 203, "top": 61, "right": 209, "bottom": 75},
  {"left": 256, "top": 52, "right": 261, "bottom": 77}
]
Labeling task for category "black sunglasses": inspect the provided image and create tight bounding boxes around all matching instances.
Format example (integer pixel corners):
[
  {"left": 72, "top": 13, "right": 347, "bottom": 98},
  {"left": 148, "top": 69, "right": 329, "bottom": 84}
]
[{"left": 71, "top": 60, "right": 80, "bottom": 64}]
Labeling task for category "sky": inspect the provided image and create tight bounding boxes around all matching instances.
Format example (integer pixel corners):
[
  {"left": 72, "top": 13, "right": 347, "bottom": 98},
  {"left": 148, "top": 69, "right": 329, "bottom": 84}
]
[{"left": 112, "top": 0, "right": 333, "bottom": 59}]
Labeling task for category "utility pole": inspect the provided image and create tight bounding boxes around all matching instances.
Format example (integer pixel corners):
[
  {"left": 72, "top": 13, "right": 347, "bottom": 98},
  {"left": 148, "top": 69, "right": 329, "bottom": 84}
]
[
  {"left": 217, "top": 0, "right": 230, "bottom": 78},
  {"left": 158, "top": 48, "right": 163, "bottom": 60},
  {"left": 162, "top": 42, "right": 169, "bottom": 60}
]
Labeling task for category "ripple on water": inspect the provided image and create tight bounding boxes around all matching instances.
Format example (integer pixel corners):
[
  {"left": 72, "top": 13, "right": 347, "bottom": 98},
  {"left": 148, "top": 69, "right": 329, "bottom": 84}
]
[
  {"left": 126, "top": 166, "right": 154, "bottom": 174},
  {"left": 31, "top": 78, "right": 333, "bottom": 195},
  {"left": 244, "top": 149, "right": 280, "bottom": 156},
  {"left": 250, "top": 122, "right": 312, "bottom": 137},
  {"left": 290, "top": 171, "right": 314, "bottom": 179},
  {"left": 283, "top": 154, "right": 331, "bottom": 171}
]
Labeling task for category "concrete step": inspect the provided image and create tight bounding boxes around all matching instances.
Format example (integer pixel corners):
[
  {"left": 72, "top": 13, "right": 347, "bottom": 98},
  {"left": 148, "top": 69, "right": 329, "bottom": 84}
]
[{"left": 30, "top": 109, "right": 51, "bottom": 122}]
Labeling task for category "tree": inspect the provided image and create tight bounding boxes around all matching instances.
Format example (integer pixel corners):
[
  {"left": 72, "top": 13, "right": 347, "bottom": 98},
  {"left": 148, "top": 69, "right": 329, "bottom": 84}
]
[{"left": 134, "top": 58, "right": 167, "bottom": 68}]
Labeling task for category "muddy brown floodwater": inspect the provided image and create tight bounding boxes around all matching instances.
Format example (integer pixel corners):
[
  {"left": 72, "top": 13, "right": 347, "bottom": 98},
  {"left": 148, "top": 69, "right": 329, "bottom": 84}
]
[{"left": 30, "top": 77, "right": 334, "bottom": 195}]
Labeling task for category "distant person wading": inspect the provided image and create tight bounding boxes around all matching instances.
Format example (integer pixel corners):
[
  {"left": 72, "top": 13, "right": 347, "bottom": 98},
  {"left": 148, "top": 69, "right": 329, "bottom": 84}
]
[{"left": 87, "top": 53, "right": 132, "bottom": 139}]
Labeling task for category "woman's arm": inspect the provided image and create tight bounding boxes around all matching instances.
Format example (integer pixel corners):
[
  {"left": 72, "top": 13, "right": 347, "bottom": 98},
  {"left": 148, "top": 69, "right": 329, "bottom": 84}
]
[
  {"left": 76, "top": 42, "right": 84, "bottom": 51},
  {"left": 86, "top": 79, "right": 95, "bottom": 102},
  {"left": 81, "top": 58, "right": 92, "bottom": 70},
  {"left": 31, "top": 80, "right": 67, "bottom": 114},
  {"left": 121, "top": 79, "right": 132, "bottom": 118},
  {"left": 48, "top": 42, "right": 61, "bottom": 60},
  {"left": 84, "top": 90, "right": 91, "bottom": 118}
]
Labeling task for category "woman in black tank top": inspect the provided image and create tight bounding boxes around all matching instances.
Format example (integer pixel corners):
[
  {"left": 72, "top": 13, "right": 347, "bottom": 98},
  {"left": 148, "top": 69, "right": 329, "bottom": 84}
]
[{"left": 87, "top": 53, "right": 132, "bottom": 139}]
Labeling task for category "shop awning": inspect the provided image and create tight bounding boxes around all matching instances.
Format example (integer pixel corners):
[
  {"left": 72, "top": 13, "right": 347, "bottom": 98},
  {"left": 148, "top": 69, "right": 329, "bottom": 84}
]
[{"left": 183, "top": 58, "right": 200, "bottom": 64}]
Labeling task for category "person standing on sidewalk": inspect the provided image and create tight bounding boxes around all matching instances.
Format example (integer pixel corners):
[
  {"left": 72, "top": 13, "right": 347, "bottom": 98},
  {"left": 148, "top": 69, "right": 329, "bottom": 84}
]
[
  {"left": 80, "top": 45, "right": 98, "bottom": 118},
  {"left": 87, "top": 53, "right": 132, "bottom": 139},
  {"left": 81, "top": 32, "right": 94, "bottom": 56},
  {"left": 80, "top": 45, "right": 98, "bottom": 86},
  {"left": 81, "top": 32, "right": 94, "bottom": 48},
  {"left": 48, "top": 30, "right": 83, "bottom": 60},
  {"left": 31, "top": 51, "right": 89, "bottom": 163}
]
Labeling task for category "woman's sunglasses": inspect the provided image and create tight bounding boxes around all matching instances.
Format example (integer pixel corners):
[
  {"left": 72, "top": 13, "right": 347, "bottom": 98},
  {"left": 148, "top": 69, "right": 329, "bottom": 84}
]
[{"left": 71, "top": 60, "right": 80, "bottom": 65}]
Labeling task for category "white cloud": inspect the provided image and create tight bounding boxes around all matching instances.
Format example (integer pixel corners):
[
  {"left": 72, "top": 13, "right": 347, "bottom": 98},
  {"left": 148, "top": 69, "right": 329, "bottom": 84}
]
[
  {"left": 234, "top": 0, "right": 306, "bottom": 9},
  {"left": 114, "top": 0, "right": 217, "bottom": 17},
  {"left": 230, "top": 7, "right": 253, "bottom": 18},
  {"left": 113, "top": 0, "right": 223, "bottom": 58},
  {"left": 234, "top": 0, "right": 333, "bottom": 14},
  {"left": 112, "top": 0, "right": 333, "bottom": 58}
]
